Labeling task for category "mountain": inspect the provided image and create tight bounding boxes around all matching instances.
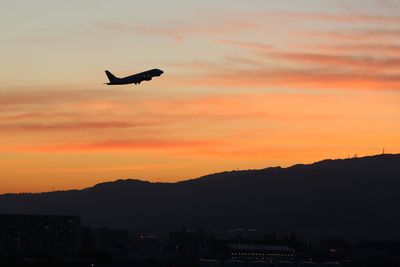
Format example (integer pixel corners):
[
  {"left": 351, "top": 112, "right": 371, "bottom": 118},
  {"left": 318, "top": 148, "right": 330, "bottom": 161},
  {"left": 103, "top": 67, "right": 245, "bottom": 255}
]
[{"left": 1, "top": 154, "right": 400, "bottom": 240}]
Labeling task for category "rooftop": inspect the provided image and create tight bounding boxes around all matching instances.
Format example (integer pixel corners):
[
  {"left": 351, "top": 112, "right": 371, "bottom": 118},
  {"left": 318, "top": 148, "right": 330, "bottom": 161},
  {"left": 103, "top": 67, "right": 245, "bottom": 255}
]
[{"left": 227, "top": 244, "right": 294, "bottom": 252}]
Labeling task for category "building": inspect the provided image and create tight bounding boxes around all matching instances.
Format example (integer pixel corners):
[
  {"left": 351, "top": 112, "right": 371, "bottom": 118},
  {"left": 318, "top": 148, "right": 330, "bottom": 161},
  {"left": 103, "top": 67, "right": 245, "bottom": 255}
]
[
  {"left": 267, "top": 232, "right": 319, "bottom": 251},
  {"left": 0, "top": 214, "right": 81, "bottom": 259},
  {"left": 226, "top": 244, "right": 295, "bottom": 262},
  {"left": 247, "top": 260, "right": 274, "bottom": 267},
  {"left": 133, "top": 234, "right": 164, "bottom": 261},
  {"left": 82, "top": 226, "right": 129, "bottom": 252},
  {"left": 199, "top": 259, "right": 221, "bottom": 267},
  {"left": 224, "top": 260, "right": 245, "bottom": 267},
  {"left": 169, "top": 228, "right": 215, "bottom": 260}
]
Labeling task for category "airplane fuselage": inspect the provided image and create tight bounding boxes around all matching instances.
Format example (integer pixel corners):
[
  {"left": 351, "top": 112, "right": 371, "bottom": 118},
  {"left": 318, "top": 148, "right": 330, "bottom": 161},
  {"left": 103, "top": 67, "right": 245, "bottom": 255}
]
[{"left": 105, "top": 69, "right": 164, "bottom": 85}]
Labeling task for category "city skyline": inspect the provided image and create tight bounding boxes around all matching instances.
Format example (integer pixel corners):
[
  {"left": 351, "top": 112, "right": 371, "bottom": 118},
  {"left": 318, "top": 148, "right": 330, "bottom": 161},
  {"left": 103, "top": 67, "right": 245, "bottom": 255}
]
[{"left": 1, "top": 0, "right": 400, "bottom": 193}]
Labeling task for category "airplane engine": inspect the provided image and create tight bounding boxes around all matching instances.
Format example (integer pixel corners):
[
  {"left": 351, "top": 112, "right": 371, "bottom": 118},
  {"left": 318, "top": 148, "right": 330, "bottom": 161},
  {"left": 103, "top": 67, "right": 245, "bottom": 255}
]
[{"left": 144, "top": 76, "right": 152, "bottom": 81}]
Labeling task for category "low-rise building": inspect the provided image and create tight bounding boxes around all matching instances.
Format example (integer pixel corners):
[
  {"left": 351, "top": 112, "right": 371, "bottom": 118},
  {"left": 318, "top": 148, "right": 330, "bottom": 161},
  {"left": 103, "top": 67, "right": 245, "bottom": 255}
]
[{"left": 227, "top": 244, "right": 295, "bottom": 262}]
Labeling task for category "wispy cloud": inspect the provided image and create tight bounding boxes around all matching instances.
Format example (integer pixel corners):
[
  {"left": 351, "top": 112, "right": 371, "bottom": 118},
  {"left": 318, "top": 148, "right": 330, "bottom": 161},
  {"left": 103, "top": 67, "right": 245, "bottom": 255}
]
[
  {"left": 263, "top": 11, "right": 400, "bottom": 24},
  {"left": 223, "top": 40, "right": 400, "bottom": 71},
  {"left": 171, "top": 58, "right": 400, "bottom": 90},
  {"left": 303, "top": 29, "right": 400, "bottom": 42},
  {"left": 0, "top": 121, "right": 153, "bottom": 132},
  {"left": 99, "top": 18, "right": 258, "bottom": 42},
  {"left": 265, "top": 51, "right": 400, "bottom": 71},
  {"left": 303, "top": 44, "right": 400, "bottom": 55},
  {"left": 5, "top": 138, "right": 220, "bottom": 153}
]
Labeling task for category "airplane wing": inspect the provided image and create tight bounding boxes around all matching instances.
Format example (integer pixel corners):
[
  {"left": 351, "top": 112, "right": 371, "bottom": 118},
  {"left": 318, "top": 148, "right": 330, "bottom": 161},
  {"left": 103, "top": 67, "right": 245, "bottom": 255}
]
[{"left": 129, "top": 72, "right": 153, "bottom": 85}]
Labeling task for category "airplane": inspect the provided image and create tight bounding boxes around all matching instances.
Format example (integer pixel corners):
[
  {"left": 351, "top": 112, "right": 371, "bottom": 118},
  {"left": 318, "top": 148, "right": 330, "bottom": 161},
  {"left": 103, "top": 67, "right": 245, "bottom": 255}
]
[{"left": 105, "top": 69, "right": 164, "bottom": 85}]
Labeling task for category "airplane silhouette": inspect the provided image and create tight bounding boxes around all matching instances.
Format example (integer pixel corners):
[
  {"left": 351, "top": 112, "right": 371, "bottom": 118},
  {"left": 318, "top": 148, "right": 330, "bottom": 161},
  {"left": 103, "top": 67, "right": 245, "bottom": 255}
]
[{"left": 105, "top": 69, "right": 164, "bottom": 85}]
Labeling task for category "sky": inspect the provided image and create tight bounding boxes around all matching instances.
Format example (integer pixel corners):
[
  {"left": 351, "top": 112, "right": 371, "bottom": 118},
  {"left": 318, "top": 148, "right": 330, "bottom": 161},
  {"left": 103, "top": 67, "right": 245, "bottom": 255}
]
[{"left": 1, "top": 0, "right": 400, "bottom": 193}]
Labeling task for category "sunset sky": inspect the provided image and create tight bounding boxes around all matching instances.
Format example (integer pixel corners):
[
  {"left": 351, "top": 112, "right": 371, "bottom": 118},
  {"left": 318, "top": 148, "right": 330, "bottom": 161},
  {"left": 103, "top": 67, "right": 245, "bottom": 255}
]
[{"left": 1, "top": 0, "right": 400, "bottom": 193}]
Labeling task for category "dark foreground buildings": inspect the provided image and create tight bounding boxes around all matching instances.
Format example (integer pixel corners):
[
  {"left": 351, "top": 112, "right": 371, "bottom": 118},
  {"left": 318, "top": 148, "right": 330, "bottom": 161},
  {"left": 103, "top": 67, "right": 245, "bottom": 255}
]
[
  {"left": 0, "top": 214, "right": 81, "bottom": 260},
  {"left": 1, "top": 214, "right": 400, "bottom": 266}
]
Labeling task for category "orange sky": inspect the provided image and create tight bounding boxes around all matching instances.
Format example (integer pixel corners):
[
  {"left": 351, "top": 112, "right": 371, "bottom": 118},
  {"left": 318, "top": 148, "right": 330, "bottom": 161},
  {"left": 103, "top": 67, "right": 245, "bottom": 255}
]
[{"left": 1, "top": 1, "right": 400, "bottom": 193}]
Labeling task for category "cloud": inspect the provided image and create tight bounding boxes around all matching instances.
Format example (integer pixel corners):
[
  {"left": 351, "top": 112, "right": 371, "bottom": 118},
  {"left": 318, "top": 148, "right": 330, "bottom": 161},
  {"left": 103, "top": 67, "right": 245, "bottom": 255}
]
[
  {"left": 4, "top": 138, "right": 219, "bottom": 153},
  {"left": 303, "top": 29, "right": 400, "bottom": 42},
  {"left": 265, "top": 51, "right": 400, "bottom": 71},
  {"left": 0, "top": 112, "right": 75, "bottom": 121},
  {"left": 303, "top": 44, "right": 400, "bottom": 55},
  {"left": 0, "top": 87, "right": 348, "bottom": 156},
  {"left": 264, "top": 11, "right": 400, "bottom": 24},
  {"left": 220, "top": 40, "right": 275, "bottom": 51},
  {"left": 223, "top": 40, "right": 400, "bottom": 72},
  {"left": 178, "top": 67, "right": 400, "bottom": 90},
  {"left": 0, "top": 121, "right": 152, "bottom": 132},
  {"left": 99, "top": 18, "right": 258, "bottom": 41}
]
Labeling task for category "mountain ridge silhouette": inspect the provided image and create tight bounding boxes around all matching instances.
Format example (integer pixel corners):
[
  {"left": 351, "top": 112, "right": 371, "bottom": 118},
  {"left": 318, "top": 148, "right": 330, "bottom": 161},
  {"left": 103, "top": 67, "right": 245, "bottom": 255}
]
[{"left": 1, "top": 154, "right": 399, "bottom": 240}]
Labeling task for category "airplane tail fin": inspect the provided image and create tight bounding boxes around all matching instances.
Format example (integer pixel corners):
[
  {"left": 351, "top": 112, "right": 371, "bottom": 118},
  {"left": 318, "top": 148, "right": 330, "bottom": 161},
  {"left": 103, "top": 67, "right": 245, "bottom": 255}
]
[{"left": 105, "top": 70, "right": 119, "bottom": 83}]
